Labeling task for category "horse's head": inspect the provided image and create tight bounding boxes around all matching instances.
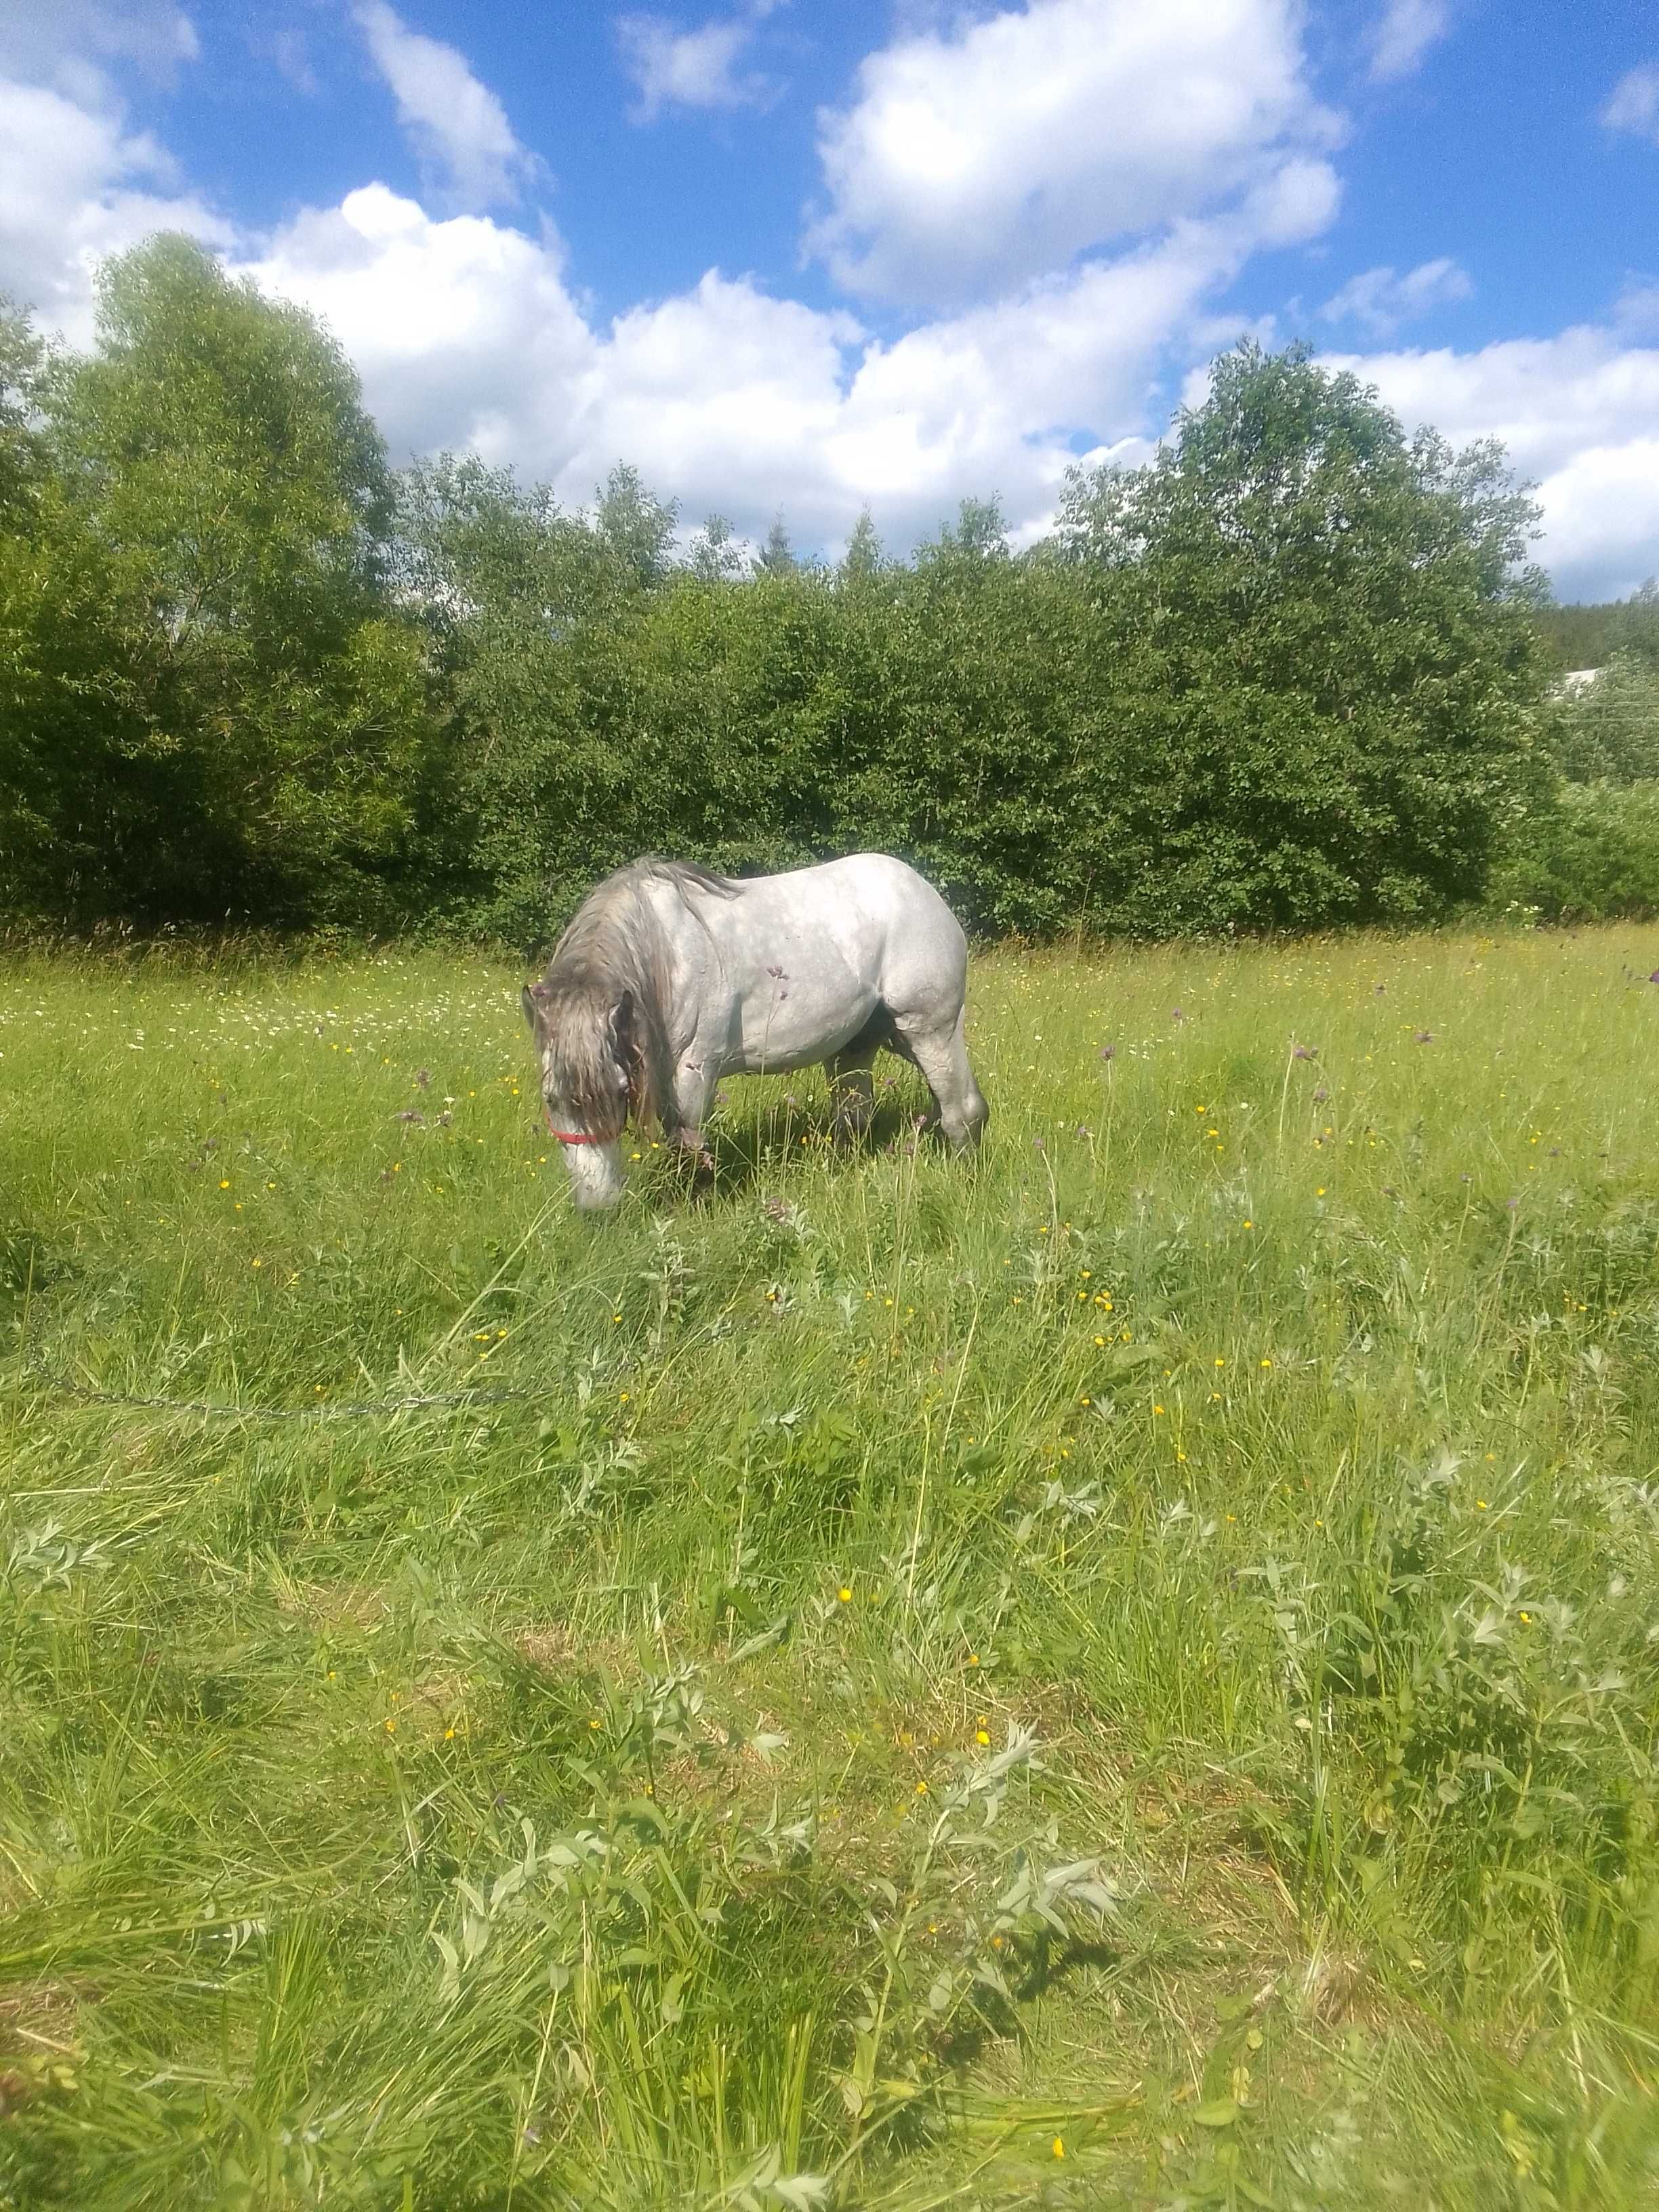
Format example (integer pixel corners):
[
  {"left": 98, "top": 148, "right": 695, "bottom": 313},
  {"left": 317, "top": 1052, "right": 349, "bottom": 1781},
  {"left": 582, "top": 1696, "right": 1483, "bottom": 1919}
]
[{"left": 521, "top": 977, "right": 636, "bottom": 1210}]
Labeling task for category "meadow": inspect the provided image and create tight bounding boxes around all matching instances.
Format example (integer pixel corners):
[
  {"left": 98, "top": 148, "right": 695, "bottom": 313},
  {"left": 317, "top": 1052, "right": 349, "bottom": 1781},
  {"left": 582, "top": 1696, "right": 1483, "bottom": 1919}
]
[{"left": 3, "top": 923, "right": 1658, "bottom": 2209}]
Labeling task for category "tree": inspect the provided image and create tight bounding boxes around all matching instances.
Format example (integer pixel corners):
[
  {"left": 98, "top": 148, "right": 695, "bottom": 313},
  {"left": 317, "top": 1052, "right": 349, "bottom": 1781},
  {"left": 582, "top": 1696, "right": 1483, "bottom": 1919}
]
[
  {"left": 30, "top": 234, "right": 430, "bottom": 922},
  {"left": 592, "top": 463, "right": 678, "bottom": 593},
  {"left": 754, "top": 515, "right": 796, "bottom": 576},
  {"left": 838, "top": 508, "right": 883, "bottom": 584},
  {"left": 0, "top": 298, "right": 47, "bottom": 518},
  {"left": 1052, "top": 341, "right": 1547, "bottom": 927},
  {"left": 685, "top": 512, "right": 746, "bottom": 583},
  {"left": 0, "top": 298, "right": 73, "bottom": 912},
  {"left": 1544, "top": 653, "right": 1659, "bottom": 784},
  {"left": 927, "top": 495, "right": 1009, "bottom": 561}
]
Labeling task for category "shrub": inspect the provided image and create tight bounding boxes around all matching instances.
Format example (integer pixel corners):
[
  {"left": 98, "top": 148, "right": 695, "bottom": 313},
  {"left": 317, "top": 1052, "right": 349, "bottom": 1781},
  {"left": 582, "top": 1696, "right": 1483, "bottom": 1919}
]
[{"left": 1488, "top": 779, "right": 1659, "bottom": 922}]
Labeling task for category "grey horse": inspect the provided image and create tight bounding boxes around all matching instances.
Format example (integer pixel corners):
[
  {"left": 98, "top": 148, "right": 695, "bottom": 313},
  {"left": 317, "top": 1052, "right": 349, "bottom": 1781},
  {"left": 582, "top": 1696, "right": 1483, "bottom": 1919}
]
[{"left": 522, "top": 854, "right": 989, "bottom": 1209}]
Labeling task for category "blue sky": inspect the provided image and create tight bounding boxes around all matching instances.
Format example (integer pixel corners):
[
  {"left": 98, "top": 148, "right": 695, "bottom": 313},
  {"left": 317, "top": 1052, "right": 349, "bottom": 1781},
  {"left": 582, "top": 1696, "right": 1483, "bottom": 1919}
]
[{"left": 4, "top": 0, "right": 1659, "bottom": 594}]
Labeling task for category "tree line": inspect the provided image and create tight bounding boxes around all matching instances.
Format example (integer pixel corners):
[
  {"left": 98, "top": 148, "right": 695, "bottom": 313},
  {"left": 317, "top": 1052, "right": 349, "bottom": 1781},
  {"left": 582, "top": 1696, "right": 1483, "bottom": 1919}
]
[{"left": 3, "top": 233, "right": 1648, "bottom": 948}]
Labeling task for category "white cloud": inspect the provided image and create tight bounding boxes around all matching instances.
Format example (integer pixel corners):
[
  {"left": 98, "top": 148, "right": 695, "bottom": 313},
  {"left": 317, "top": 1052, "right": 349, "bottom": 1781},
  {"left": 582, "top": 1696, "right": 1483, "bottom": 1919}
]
[
  {"left": 1324, "top": 327, "right": 1659, "bottom": 598},
  {"left": 354, "top": 1, "right": 537, "bottom": 210},
  {"left": 617, "top": 3, "right": 783, "bottom": 122},
  {"left": 0, "top": 75, "right": 230, "bottom": 345},
  {"left": 1601, "top": 63, "right": 1659, "bottom": 146},
  {"left": 1319, "top": 255, "right": 1470, "bottom": 337},
  {"left": 241, "top": 184, "right": 1240, "bottom": 548},
  {"left": 232, "top": 123, "right": 1350, "bottom": 552},
  {"left": 807, "top": 0, "right": 1342, "bottom": 308},
  {"left": 1368, "top": 0, "right": 1450, "bottom": 83},
  {"left": 7, "top": 3, "right": 1654, "bottom": 599},
  {"left": 1613, "top": 282, "right": 1659, "bottom": 340},
  {"left": 0, "top": 0, "right": 197, "bottom": 99}
]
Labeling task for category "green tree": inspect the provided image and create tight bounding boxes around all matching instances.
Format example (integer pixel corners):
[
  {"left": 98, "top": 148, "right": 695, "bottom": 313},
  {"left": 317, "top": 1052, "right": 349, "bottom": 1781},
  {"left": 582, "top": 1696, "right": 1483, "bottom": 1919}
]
[
  {"left": 592, "top": 463, "right": 678, "bottom": 593},
  {"left": 1053, "top": 341, "right": 1548, "bottom": 927},
  {"left": 754, "top": 515, "right": 797, "bottom": 576},
  {"left": 1544, "top": 653, "right": 1659, "bottom": 784},
  {"left": 0, "top": 298, "right": 73, "bottom": 911},
  {"left": 685, "top": 512, "right": 746, "bottom": 583},
  {"left": 30, "top": 234, "right": 430, "bottom": 922},
  {"left": 838, "top": 508, "right": 884, "bottom": 585}
]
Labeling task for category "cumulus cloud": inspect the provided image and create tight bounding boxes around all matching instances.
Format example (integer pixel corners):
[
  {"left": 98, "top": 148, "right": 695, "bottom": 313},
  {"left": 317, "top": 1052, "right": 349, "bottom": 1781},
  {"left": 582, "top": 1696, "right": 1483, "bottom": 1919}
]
[
  {"left": 1601, "top": 63, "right": 1659, "bottom": 147},
  {"left": 806, "top": 0, "right": 1342, "bottom": 308},
  {"left": 1324, "top": 328, "right": 1659, "bottom": 597},
  {"left": 7, "top": 3, "right": 1657, "bottom": 596},
  {"left": 1319, "top": 255, "right": 1471, "bottom": 337},
  {"left": 354, "top": 0, "right": 538, "bottom": 210},
  {"left": 1368, "top": 0, "right": 1450, "bottom": 83},
  {"left": 0, "top": 75, "right": 230, "bottom": 344},
  {"left": 241, "top": 184, "right": 1254, "bottom": 548},
  {"left": 617, "top": 3, "right": 784, "bottom": 122}
]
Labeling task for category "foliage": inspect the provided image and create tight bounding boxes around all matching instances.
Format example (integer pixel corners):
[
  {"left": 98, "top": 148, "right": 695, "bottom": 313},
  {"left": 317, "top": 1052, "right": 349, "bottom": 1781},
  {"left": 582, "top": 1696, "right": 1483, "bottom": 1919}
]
[
  {"left": 1051, "top": 343, "right": 1549, "bottom": 932},
  {"left": 401, "top": 346, "right": 1548, "bottom": 949},
  {"left": 1488, "top": 778, "right": 1659, "bottom": 922},
  {"left": 4, "top": 923, "right": 1659, "bottom": 2205},
  {"left": 1532, "top": 581, "right": 1659, "bottom": 674},
  {"left": 1542, "top": 650, "right": 1659, "bottom": 785},
  {"left": 5, "top": 251, "right": 1553, "bottom": 945},
  {"left": 1, "top": 241, "right": 431, "bottom": 926}
]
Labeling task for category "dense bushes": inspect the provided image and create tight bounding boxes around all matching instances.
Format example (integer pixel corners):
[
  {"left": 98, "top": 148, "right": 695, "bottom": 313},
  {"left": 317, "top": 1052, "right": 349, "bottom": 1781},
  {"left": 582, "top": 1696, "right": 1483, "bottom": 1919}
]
[
  {"left": 4, "top": 241, "right": 1558, "bottom": 945},
  {"left": 1498, "top": 651, "right": 1659, "bottom": 921},
  {"left": 1488, "top": 781, "right": 1659, "bottom": 923},
  {"left": 407, "top": 344, "right": 1550, "bottom": 946},
  {"left": 1543, "top": 650, "right": 1659, "bottom": 786}
]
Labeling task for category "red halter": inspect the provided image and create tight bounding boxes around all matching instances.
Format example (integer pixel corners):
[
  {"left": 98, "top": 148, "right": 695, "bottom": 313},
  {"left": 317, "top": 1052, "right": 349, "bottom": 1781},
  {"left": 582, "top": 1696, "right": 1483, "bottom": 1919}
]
[{"left": 545, "top": 1104, "right": 614, "bottom": 1147}]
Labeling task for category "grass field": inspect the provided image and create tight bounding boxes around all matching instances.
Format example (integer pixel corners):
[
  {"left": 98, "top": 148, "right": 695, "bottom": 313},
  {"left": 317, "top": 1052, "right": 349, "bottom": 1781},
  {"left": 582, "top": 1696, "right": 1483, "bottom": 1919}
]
[{"left": 3, "top": 923, "right": 1659, "bottom": 2209}]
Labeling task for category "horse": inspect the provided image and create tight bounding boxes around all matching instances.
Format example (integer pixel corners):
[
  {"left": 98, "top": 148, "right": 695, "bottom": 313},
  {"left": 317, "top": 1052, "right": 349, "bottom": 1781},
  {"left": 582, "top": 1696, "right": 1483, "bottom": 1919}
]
[{"left": 521, "top": 854, "right": 989, "bottom": 1209}]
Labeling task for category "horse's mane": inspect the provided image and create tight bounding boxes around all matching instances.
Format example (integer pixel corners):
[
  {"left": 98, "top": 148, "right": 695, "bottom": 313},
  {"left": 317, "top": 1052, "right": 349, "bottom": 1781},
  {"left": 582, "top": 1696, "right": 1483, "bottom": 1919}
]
[{"left": 530, "top": 859, "right": 737, "bottom": 1132}]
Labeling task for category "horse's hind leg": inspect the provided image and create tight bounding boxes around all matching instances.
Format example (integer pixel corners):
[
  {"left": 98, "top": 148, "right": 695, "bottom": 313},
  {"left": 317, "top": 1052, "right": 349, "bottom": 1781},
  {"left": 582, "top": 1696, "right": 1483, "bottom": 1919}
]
[
  {"left": 826, "top": 1007, "right": 889, "bottom": 1145},
  {"left": 890, "top": 1008, "right": 988, "bottom": 1153},
  {"left": 827, "top": 1038, "right": 879, "bottom": 1146}
]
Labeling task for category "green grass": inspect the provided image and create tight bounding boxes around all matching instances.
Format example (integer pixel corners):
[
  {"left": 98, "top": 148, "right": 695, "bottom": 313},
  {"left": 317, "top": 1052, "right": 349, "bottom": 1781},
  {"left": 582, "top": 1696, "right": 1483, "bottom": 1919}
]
[{"left": 3, "top": 923, "right": 1659, "bottom": 2209}]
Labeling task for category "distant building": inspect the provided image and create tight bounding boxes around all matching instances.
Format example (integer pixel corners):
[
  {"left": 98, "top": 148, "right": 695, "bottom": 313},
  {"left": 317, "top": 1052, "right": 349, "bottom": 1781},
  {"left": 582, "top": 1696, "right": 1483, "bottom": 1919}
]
[{"left": 1553, "top": 668, "right": 1603, "bottom": 699}]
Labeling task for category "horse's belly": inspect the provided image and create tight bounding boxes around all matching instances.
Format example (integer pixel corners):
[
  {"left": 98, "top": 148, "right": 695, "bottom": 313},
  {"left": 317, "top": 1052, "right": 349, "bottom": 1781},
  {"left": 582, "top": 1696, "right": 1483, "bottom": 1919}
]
[{"left": 724, "top": 979, "right": 879, "bottom": 1074}]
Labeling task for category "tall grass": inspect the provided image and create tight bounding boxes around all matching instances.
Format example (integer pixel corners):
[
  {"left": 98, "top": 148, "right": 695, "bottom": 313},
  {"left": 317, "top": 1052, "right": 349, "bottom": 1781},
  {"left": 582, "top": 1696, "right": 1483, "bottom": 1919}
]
[{"left": 3, "top": 924, "right": 1659, "bottom": 2207}]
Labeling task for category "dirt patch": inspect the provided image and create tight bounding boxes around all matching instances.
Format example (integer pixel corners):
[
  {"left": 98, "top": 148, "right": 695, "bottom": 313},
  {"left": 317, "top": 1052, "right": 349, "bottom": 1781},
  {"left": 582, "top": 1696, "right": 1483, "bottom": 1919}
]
[
  {"left": 512, "top": 1624, "right": 639, "bottom": 1678},
  {"left": 279, "top": 1579, "right": 388, "bottom": 1631},
  {"left": 0, "top": 1982, "right": 83, "bottom": 2117}
]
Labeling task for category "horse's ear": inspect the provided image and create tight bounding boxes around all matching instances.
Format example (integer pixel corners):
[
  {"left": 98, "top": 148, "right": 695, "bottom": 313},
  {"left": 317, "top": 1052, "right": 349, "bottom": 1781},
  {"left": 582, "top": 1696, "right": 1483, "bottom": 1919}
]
[{"left": 520, "top": 985, "right": 539, "bottom": 1031}]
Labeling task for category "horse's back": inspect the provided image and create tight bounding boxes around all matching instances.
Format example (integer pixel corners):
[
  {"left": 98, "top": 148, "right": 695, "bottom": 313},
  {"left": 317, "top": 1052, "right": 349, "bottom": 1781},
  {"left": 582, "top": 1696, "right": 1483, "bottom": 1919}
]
[{"left": 771, "top": 855, "right": 968, "bottom": 1015}]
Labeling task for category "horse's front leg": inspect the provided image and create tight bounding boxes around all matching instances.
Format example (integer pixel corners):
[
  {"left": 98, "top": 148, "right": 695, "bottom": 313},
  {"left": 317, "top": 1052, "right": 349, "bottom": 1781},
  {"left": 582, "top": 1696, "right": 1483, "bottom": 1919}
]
[{"left": 663, "top": 1054, "right": 719, "bottom": 1183}]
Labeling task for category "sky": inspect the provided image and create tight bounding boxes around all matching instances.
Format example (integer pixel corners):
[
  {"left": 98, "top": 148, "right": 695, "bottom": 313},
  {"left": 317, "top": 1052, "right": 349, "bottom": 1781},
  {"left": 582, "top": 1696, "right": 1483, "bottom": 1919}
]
[{"left": 3, "top": 0, "right": 1658, "bottom": 598}]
